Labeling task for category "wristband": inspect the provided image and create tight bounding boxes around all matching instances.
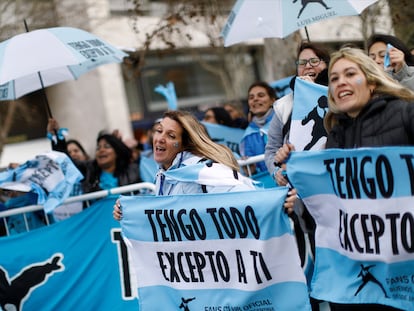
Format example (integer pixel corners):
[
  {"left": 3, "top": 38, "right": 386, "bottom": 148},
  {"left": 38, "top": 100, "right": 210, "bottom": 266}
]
[
  {"left": 46, "top": 128, "right": 68, "bottom": 142},
  {"left": 46, "top": 132, "right": 54, "bottom": 141},
  {"left": 57, "top": 128, "right": 69, "bottom": 140}
]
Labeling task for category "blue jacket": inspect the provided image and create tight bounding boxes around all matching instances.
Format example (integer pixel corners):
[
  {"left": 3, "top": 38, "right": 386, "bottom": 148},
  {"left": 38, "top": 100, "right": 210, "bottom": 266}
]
[{"left": 240, "top": 111, "right": 274, "bottom": 172}]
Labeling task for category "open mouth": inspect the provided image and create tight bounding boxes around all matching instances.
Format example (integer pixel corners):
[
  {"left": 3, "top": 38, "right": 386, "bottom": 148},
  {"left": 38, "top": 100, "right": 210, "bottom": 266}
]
[
  {"left": 97, "top": 155, "right": 108, "bottom": 160},
  {"left": 154, "top": 146, "right": 167, "bottom": 157},
  {"left": 304, "top": 72, "right": 316, "bottom": 78},
  {"left": 338, "top": 91, "right": 352, "bottom": 99}
]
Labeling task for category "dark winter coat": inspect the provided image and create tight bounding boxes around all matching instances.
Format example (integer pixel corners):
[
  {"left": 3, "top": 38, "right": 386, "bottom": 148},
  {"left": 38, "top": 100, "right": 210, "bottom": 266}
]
[{"left": 326, "top": 95, "right": 414, "bottom": 149}]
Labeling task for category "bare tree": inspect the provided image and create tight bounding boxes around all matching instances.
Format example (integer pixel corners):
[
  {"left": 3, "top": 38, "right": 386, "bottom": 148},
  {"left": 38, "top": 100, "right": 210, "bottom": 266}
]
[
  {"left": 387, "top": 0, "right": 414, "bottom": 48},
  {"left": 125, "top": 0, "right": 299, "bottom": 101}
]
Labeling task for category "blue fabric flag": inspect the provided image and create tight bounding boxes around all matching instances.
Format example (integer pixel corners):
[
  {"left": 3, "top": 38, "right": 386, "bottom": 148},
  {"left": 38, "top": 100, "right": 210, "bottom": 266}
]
[
  {"left": 290, "top": 78, "right": 328, "bottom": 151},
  {"left": 202, "top": 122, "right": 274, "bottom": 187},
  {"left": 0, "top": 198, "right": 139, "bottom": 310},
  {"left": 0, "top": 151, "right": 83, "bottom": 213},
  {"left": 139, "top": 150, "right": 158, "bottom": 183},
  {"left": 202, "top": 122, "right": 245, "bottom": 157},
  {"left": 160, "top": 160, "right": 257, "bottom": 192},
  {"left": 270, "top": 75, "right": 294, "bottom": 98},
  {"left": 384, "top": 43, "right": 393, "bottom": 69},
  {"left": 120, "top": 189, "right": 311, "bottom": 311},
  {"left": 154, "top": 81, "right": 178, "bottom": 110},
  {"left": 287, "top": 147, "right": 414, "bottom": 310}
]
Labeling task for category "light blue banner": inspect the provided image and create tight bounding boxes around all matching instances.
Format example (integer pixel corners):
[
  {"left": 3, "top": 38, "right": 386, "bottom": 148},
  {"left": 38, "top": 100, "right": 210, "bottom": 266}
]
[
  {"left": 287, "top": 147, "right": 414, "bottom": 310},
  {"left": 290, "top": 78, "right": 328, "bottom": 151},
  {"left": 120, "top": 189, "right": 311, "bottom": 311},
  {"left": 0, "top": 198, "right": 138, "bottom": 310}
]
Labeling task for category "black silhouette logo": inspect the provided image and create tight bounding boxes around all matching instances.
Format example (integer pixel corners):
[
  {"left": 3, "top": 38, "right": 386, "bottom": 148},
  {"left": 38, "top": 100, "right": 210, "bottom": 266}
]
[
  {"left": 301, "top": 95, "right": 328, "bottom": 150},
  {"left": 179, "top": 297, "right": 196, "bottom": 311},
  {"left": 293, "top": 0, "right": 332, "bottom": 18},
  {"left": 354, "top": 264, "right": 389, "bottom": 298},
  {"left": 0, "top": 254, "right": 64, "bottom": 311}
]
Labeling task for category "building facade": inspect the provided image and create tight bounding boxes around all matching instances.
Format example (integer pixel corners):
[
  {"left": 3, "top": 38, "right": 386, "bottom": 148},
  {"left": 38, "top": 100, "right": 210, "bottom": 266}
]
[{"left": 0, "top": 0, "right": 392, "bottom": 166}]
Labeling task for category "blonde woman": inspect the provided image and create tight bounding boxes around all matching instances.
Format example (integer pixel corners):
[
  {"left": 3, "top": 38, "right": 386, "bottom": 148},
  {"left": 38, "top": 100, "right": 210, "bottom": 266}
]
[
  {"left": 275, "top": 48, "right": 414, "bottom": 311},
  {"left": 114, "top": 110, "right": 302, "bottom": 220},
  {"left": 325, "top": 47, "right": 414, "bottom": 146}
]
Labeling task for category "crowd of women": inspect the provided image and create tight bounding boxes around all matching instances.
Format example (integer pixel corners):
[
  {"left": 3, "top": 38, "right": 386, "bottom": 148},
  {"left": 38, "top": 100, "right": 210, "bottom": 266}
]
[{"left": 2, "top": 31, "right": 414, "bottom": 310}]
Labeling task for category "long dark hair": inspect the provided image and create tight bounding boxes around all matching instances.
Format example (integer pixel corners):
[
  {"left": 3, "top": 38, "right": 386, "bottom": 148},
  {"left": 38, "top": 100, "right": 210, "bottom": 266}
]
[
  {"left": 207, "top": 107, "right": 234, "bottom": 127},
  {"left": 67, "top": 139, "right": 89, "bottom": 160},
  {"left": 96, "top": 134, "right": 132, "bottom": 177},
  {"left": 367, "top": 34, "right": 414, "bottom": 66}
]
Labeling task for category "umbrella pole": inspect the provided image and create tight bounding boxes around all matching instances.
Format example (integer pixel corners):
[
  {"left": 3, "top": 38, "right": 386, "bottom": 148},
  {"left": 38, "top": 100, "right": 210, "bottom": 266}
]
[
  {"left": 304, "top": 26, "right": 310, "bottom": 42},
  {"left": 37, "top": 73, "right": 53, "bottom": 118},
  {"left": 24, "top": 19, "right": 53, "bottom": 118}
]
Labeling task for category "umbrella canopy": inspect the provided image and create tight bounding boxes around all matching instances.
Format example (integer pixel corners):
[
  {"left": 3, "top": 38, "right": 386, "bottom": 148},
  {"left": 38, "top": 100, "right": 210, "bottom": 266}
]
[
  {"left": 0, "top": 26, "right": 128, "bottom": 101},
  {"left": 221, "top": 0, "right": 379, "bottom": 47}
]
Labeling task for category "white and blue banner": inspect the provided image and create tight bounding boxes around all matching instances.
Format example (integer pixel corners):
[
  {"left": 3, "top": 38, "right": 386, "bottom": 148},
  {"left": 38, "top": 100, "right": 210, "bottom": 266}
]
[
  {"left": 120, "top": 189, "right": 311, "bottom": 311},
  {"left": 0, "top": 151, "right": 83, "bottom": 213},
  {"left": 287, "top": 147, "right": 414, "bottom": 310},
  {"left": 202, "top": 122, "right": 245, "bottom": 156},
  {"left": 289, "top": 78, "right": 328, "bottom": 151},
  {"left": 0, "top": 198, "right": 139, "bottom": 310}
]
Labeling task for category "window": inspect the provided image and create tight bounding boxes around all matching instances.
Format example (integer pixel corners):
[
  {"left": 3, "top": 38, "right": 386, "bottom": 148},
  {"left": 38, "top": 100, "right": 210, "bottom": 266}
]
[
  {"left": 127, "top": 52, "right": 227, "bottom": 117},
  {"left": 1, "top": 91, "right": 49, "bottom": 143}
]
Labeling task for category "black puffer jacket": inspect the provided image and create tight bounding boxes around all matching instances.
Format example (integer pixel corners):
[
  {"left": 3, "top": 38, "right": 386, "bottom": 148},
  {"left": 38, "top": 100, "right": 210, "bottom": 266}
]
[{"left": 326, "top": 95, "right": 414, "bottom": 149}]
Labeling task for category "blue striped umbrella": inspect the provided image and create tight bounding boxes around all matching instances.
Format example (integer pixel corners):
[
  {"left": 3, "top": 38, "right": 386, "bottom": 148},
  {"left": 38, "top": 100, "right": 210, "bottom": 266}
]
[
  {"left": 0, "top": 26, "right": 127, "bottom": 116},
  {"left": 221, "top": 0, "right": 379, "bottom": 47}
]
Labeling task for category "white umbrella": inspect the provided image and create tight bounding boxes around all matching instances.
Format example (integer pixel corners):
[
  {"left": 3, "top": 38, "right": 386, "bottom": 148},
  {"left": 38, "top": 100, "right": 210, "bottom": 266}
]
[
  {"left": 0, "top": 26, "right": 128, "bottom": 116},
  {"left": 221, "top": 0, "right": 379, "bottom": 47}
]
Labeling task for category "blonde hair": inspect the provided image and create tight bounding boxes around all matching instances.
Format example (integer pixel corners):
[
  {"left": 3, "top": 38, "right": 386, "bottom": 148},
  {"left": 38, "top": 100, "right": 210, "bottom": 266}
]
[
  {"left": 325, "top": 48, "right": 414, "bottom": 132},
  {"left": 163, "top": 110, "right": 240, "bottom": 171}
]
